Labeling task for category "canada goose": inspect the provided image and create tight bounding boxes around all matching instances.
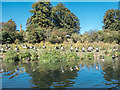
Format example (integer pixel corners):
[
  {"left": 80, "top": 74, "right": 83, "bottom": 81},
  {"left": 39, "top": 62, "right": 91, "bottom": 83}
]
[
  {"left": 87, "top": 47, "right": 91, "bottom": 52},
  {"left": 70, "top": 45, "right": 73, "bottom": 51},
  {"left": 43, "top": 44, "right": 46, "bottom": 49},
  {"left": 30, "top": 45, "right": 33, "bottom": 49},
  {"left": 75, "top": 66, "right": 78, "bottom": 70},
  {"left": 99, "top": 55, "right": 104, "bottom": 61},
  {"left": 113, "top": 47, "right": 116, "bottom": 52},
  {"left": 8, "top": 46, "right": 11, "bottom": 50},
  {"left": 75, "top": 47, "right": 78, "bottom": 52},
  {"left": 33, "top": 69, "right": 35, "bottom": 72},
  {"left": 22, "top": 45, "right": 26, "bottom": 49},
  {"left": 33, "top": 46, "right": 36, "bottom": 50},
  {"left": 6, "top": 45, "right": 9, "bottom": 50},
  {"left": 1, "top": 46, "right": 5, "bottom": 52},
  {"left": 33, "top": 46, "right": 37, "bottom": 51},
  {"left": 87, "top": 45, "right": 93, "bottom": 52},
  {"left": 26, "top": 44, "right": 29, "bottom": 49},
  {"left": 70, "top": 67, "right": 73, "bottom": 71},
  {"left": 15, "top": 46, "right": 19, "bottom": 51},
  {"left": 102, "top": 56, "right": 104, "bottom": 61},
  {"left": 112, "top": 55, "right": 116, "bottom": 59},
  {"left": 96, "top": 47, "right": 99, "bottom": 52},
  {"left": 61, "top": 67, "right": 64, "bottom": 73},
  {"left": 55, "top": 46, "right": 59, "bottom": 50},
  {"left": 82, "top": 46, "right": 85, "bottom": 52},
  {"left": 25, "top": 57, "right": 31, "bottom": 61},
  {"left": 60, "top": 45, "right": 65, "bottom": 51}
]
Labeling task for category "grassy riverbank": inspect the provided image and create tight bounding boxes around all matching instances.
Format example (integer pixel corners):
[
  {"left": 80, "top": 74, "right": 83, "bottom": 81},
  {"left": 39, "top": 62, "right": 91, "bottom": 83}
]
[{"left": 1, "top": 41, "right": 119, "bottom": 63}]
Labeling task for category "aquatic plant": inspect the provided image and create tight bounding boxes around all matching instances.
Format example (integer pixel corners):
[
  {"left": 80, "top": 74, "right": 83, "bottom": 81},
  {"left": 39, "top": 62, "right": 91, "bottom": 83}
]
[
  {"left": 4, "top": 50, "right": 19, "bottom": 61},
  {"left": 30, "top": 51, "right": 38, "bottom": 61},
  {"left": 19, "top": 50, "right": 31, "bottom": 61},
  {"left": 38, "top": 49, "right": 79, "bottom": 63},
  {"left": 86, "top": 53, "right": 94, "bottom": 60}
]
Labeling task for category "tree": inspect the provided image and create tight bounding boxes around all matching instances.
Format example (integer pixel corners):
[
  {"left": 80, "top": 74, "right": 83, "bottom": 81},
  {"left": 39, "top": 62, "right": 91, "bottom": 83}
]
[
  {"left": 26, "top": 2, "right": 54, "bottom": 31},
  {"left": 1, "top": 19, "right": 22, "bottom": 44},
  {"left": 51, "top": 3, "right": 80, "bottom": 34},
  {"left": 2, "top": 19, "right": 16, "bottom": 32},
  {"left": 103, "top": 9, "right": 120, "bottom": 31},
  {"left": 27, "top": 28, "right": 46, "bottom": 43},
  {"left": 2, "top": 30, "right": 13, "bottom": 44}
]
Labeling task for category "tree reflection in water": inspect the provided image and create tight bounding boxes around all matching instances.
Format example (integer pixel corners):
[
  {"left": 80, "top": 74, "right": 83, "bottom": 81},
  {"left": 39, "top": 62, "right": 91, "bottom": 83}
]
[
  {"left": 100, "top": 59, "right": 119, "bottom": 87},
  {"left": 1, "top": 59, "right": 119, "bottom": 88}
]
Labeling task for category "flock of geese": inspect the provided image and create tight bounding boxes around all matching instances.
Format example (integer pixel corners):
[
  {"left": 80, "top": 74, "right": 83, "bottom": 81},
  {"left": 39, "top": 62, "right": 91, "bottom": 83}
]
[
  {"left": 0, "top": 44, "right": 102, "bottom": 52},
  {"left": 0, "top": 43, "right": 119, "bottom": 60}
]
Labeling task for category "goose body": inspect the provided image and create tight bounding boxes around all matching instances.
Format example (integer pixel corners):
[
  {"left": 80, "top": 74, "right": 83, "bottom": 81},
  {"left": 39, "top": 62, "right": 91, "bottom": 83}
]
[
  {"left": 43, "top": 45, "right": 46, "bottom": 49},
  {"left": 96, "top": 48, "right": 99, "bottom": 52},
  {"left": 112, "top": 55, "right": 115, "bottom": 59},
  {"left": 70, "top": 45, "right": 73, "bottom": 51},
  {"left": 30, "top": 45, "right": 33, "bottom": 49},
  {"left": 15, "top": 46, "right": 19, "bottom": 51},
  {"left": 82, "top": 46, "right": 85, "bottom": 52},
  {"left": 70, "top": 67, "right": 73, "bottom": 71},
  {"left": 1, "top": 47, "right": 4, "bottom": 52},
  {"left": 61, "top": 45, "right": 65, "bottom": 51},
  {"left": 75, "top": 47, "right": 78, "bottom": 52},
  {"left": 55, "top": 46, "right": 59, "bottom": 50}
]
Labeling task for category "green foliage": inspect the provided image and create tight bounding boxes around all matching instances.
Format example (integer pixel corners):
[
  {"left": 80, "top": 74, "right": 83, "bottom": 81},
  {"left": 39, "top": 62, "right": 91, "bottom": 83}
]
[
  {"left": 19, "top": 50, "right": 31, "bottom": 61},
  {"left": 103, "top": 9, "right": 120, "bottom": 31},
  {"left": 26, "top": 2, "right": 80, "bottom": 44},
  {"left": 38, "top": 50, "right": 79, "bottom": 63},
  {"left": 51, "top": 3, "right": 80, "bottom": 33},
  {"left": 26, "top": 2, "right": 54, "bottom": 31},
  {"left": 82, "top": 30, "right": 119, "bottom": 44},
  {"left": 4, "top": 50, "right": 19, "bottom": 61},
  {"left": 27, "top": 29, "right": 46, "bottom": 43},
  {"left": 2, "top": 30, "right": 13, "bottom": 44},
  {"left": 65, "top": 51, "right": 79, "bottom": 61},
  {"left": 115, "top": 52, "right": 120, "bottom": 57},
  {"left": 31, "top": 51, "right": 38, "bottom": 61},
  {"left": 48, "top": 35, "right": 64, "bottom": 44},
  {"left": 2, "top": 19, "right": 16, "bottom": 32},
  {"left": 104, "top": 51, "right": 109, "bottom": 55},
  {"left": 47, "top": 29, "right": 66, "bottom": 44},
  {"left": 86, "top": 53, "right": 94, "bottom": 60},
  {"left": 18, "top": 30, "right": 26, "bottom": 42},
  {"left": 71, "top": 33, "right": 81, "bottom": 43},
  {"left": 1, "top": 19, "right": 23, "bottom": 44}
]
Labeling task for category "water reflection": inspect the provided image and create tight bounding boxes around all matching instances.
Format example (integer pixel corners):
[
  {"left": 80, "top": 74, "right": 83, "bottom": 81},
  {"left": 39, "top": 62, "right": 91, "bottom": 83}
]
[{"left": 0, "top": 59, "right": 119, "bottom": 88}]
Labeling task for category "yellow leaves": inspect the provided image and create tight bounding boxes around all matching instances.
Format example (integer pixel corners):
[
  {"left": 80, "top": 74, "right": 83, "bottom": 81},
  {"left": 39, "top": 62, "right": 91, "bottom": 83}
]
[
  {"left": 19, "top": 46, "right": 22, "bottom": 51},
  {"left": 13, "top": 43, "right": 15, "bottom": 46},
  {"left": 55, "top": 43, "right": 58, "bottom": 46}
]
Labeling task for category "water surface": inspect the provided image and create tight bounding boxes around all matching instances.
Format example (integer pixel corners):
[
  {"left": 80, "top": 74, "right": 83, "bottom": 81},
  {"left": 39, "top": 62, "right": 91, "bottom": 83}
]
[{"left": 0, "top": 59, "right": 119, "bottom": 88}]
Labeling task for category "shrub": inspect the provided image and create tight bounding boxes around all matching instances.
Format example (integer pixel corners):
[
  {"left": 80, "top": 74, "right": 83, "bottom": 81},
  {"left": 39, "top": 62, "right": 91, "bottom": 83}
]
[
  {"left": 104, "top": 51, "right": 109, "bottom": 55},
  {"left": 86, "top": 53, "right": 94, "bottom": 60},
  {"left": 71, "top": 33, "right": 81, "bottom": 43},
  {"left": 4, "top": 50, "right": 19, "bottom": 61},
  {"left": 48, "top": 36, "right": 64, "bottom": 44},
  {"left": 38, "top": 50, "right": 80, "bottom": 63},
  {"left": 31, "top": 51, "right": 38, "bottom": 61},
  {"left": 65, "top": 52, "right": 79, "bottom": 61},
  {"left": 38, "top": 50, "right": 62, "bottom": 63},
  {"left": 19, "top": 50, "right": 31, "bottom": 61}
]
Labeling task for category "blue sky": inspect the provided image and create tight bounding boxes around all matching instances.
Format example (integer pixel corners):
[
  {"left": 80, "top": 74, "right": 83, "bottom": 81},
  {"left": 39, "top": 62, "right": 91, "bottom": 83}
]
[{"left": 2, "top": 2, "right": 118, "bottom": 34}]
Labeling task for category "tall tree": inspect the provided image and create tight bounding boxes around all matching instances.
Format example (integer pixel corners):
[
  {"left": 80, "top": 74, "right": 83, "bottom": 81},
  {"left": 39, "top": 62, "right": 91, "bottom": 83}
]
[
  {"left": 51, "top": 3, "right": 80, "bottom": 34},
  {"left": 26, "top": 2, "right": 54, "bottom": 31},
  {"left": 103, "top": 9, "right": 120, "bottom": 31},
  {"left": 2, "top": 19, "right": 16, "bottom": 32}
]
